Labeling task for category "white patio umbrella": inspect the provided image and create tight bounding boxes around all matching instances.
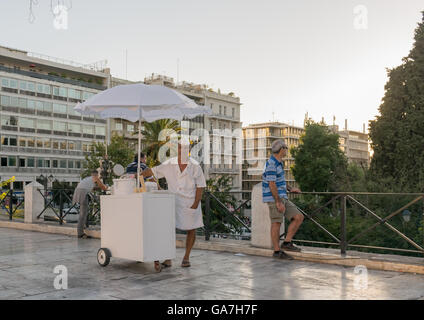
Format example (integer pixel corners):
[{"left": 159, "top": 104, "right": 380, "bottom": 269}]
[{"left": 74, "top": 83, "right": 211, "bottom": 188}]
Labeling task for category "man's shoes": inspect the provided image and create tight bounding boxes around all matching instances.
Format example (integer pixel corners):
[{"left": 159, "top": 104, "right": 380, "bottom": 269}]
[
  {"left": 280, "top": 241, "right": 301, "bottom": 252},
  {"left": 273, "top": 250, "right": 294, "bottom": 260},
  {"left": 78, "top": 233, "right": 92, "bottom": 239}
]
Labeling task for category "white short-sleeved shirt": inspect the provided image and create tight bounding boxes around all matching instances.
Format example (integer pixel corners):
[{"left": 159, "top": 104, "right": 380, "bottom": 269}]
[
  {"left": 151, "top": 157, "right": 206, "bottom": 230},
  {"left": 151, "top": 157, "right": 206, "bottom": 199}
]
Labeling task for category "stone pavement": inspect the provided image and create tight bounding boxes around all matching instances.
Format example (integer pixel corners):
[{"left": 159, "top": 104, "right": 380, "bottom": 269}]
[{"left": 1, "top": 227, "right": 424, "bottom": 300}]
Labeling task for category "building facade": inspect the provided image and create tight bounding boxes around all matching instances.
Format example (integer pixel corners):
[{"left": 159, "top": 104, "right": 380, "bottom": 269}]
[
  {"left": 328, "top": 123, "right": 370, "bottom": 167},
  {"left": 0, "top": 45, "right": 109, "bottom": 189},
  {"left": 242, "top": 122, "right": 304, "bottom": 194}
]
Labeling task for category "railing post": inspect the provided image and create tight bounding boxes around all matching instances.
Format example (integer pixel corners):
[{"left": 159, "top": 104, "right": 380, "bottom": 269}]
[
  {"left": 205, "top": 191, "right": 210, "bottom": 241},
  {"left": 59, "top": 190, "right": 64, "bottom": 225},
  {"left": 340, "top": 195, "right": 347, "bottom": 256},
  {"left": 9, "top": 190, "right": 13, "bottom": 221}
]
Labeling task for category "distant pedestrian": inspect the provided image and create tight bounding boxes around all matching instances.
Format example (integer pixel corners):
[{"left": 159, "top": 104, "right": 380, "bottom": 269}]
[
  {"left": 262, "top": 140, "right": 304, "bottom": 259},
  {"left": 72, "top": 170, "right": 108, "bottom": 239}
]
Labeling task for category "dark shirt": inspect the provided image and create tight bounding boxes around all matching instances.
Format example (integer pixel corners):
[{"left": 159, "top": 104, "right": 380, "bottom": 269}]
[{"left": 126, "top": 161, "right": 148, "bottom": 174}]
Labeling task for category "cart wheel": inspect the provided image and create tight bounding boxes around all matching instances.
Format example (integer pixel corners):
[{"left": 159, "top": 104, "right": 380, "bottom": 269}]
[{"left": 97, "top": 248, "right": 111, "bottom": 267}]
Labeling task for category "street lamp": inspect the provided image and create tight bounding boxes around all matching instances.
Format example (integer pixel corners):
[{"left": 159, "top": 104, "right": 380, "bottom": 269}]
[{"left": 402, "top": 209, "right": 411, "bottom": 223}]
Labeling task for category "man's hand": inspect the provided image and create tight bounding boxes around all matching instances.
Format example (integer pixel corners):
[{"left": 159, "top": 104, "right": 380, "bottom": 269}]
[
  {"left": 289, "top": 187, "right": 301, "bottom": 194},
  {"left": 190, "top": 202, "right": 200, "bottom": 210},
  {"left": 276, "top": 200, "right": 286, "bottom": 213}
]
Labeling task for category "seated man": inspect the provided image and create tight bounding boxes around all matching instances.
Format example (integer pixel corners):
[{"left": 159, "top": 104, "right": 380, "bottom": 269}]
[{"left": 126, "top": 153, "right": 153, "bottom": 181}]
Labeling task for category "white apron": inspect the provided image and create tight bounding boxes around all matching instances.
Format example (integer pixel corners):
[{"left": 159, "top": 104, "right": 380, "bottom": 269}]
[{"left": 175, "top": 195, "right": 204, "bottom": 231}]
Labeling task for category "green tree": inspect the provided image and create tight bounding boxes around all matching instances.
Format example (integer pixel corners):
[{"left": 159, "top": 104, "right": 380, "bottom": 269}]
[
  {"left": 139, "top": 119, "right": 181, "bottom": 167},
  {"left": 82, "top": 134, "right": 134, "bottom": 184},
  {"left": 369, "top": 12, "right": 424, "bottom": 192},
  {"left": 291, "top": 122, "right": 348, "bottom": 192}
]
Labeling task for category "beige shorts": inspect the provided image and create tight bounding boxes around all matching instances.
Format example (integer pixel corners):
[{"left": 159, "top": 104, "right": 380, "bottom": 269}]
[{"left": 267, "top": 199, "right": 301, "bottom": 224}]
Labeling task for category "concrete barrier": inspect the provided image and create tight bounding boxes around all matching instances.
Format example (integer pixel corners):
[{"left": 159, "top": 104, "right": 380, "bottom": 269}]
[
  {"left": 251, "top": 183, "right": 284, "bottom": 249},
  {"left": 24, "top": 182, "right": 44, "bottom": 223}
]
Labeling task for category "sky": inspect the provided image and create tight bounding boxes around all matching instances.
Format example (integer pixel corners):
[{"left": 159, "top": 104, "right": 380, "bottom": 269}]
[{"left": 0, "top": 0, "right": 423, "bottom": 132}]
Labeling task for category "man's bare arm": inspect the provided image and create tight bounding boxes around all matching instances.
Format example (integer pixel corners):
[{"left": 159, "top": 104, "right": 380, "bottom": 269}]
[{"left": 191, "top": 187, "right": 204, "bottom": 209}]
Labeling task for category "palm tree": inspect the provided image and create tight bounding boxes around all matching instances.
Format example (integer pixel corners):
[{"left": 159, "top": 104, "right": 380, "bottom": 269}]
[{"left": 139, "top": 119, "right": 181, "bottom": 167}]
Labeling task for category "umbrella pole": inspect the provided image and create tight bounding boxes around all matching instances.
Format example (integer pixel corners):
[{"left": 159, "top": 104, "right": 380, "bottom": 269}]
[{"left": 137, "top": 109, "right": 141, "bottom": 190}]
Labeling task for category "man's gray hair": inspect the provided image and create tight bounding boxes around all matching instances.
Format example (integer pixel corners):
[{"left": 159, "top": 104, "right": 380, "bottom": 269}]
[{"left": 271, "top": 140, "right": 287, "bottom": 153}]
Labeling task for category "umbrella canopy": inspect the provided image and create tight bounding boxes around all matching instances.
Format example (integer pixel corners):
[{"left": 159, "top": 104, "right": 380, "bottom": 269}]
[
  {"left": 74, "top": 83, "right": 212, "bottom": 189},
  {"left": 74, "top": 83, "right": 211, "bottom": 122}
]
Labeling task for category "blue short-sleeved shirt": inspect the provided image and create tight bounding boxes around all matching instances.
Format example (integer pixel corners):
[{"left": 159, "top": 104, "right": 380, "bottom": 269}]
[{"left": 262, "top": 155, "right": 288, "bottom": 202}]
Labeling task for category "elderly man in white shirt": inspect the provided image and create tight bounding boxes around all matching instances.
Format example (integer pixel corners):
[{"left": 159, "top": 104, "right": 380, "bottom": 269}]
[{"left": 141, "top": 142, "right": 206, "bottom": 270}]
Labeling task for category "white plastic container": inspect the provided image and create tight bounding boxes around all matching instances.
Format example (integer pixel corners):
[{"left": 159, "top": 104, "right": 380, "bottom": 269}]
[{"left": 112, "top": 178, "right": 136, "bottom": 196}]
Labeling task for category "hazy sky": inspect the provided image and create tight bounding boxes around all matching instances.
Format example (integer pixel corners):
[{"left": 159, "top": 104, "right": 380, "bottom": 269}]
[{"left": 0, "top": 1, "right": 423, "bottom": 131}]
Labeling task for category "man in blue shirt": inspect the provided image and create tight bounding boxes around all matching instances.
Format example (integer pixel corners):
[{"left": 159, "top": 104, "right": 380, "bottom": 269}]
[{"left": 262, "top": 140, "right": 304, "bottom": 259}]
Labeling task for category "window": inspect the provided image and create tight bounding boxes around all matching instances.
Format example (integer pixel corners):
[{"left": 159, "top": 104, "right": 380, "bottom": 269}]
[
  {"left": 37, "top": 158, "right": 45, "bottom": 168},
  {"left": 219, "top": 105, "right": 222, "bottom": 114},
  {"left": 37, "top": 119, "right": 52, "bottom": 130},
  {"left": 20, "top": 118, "right": 35, "bottom": 129},
  {"left": 83, "top": 91, "right": 94, "bottom": 100},
  {"left": 52, "top": 160, "right": 58, "bottom": 168},
  {"left": 43, "top": 139, "right": 51, "bottom": 149},
  {"left": 19, "top": 137, "right": 26, "bottom": 147},
  {"left": 20, "top": 81, "right": 35, "bottom": 91},
  {"left": 1, "top": 116, "right": 18, "bottom": 126},
  {"left": 83, "top": 125, "right": 94, "bottom": 135},
  {"left": 1, "top": 78, "right": 18, "bottom": 89},
  {"left": 232, "top": 108, "right": 235, "bottom": 118},
  {"left": 0, "top": 95, "right": 10, "bottom": 106},
  {"left": 67, "top": 105, "right": 79, "bottom": 116},
  {"left": 68, "top": 141, "right": 75, "bottom": 150},
  {"left": 27, "top": 138, "right": 35, "bottom": 147},
  {"left": 27, "top": 158, "right": 35, "bottom": 168},
  {"left": 59, "top": 87, "right": 67, "bottom": 97},
  {"left": 60, "top": 141, "right": 67, "bottom": 150},
  {"left": 68, "top": 123, "right": 81, "bottom": 133},
  {"left": 224, "top": 106, "right": 227, "bottom": 115},
  {"left": 68, "top": 89, "right": 81, "bottom": 100},
  {"left": 52, "top": 141, "right": 59, "bottom": 149},
  {"left": 126, "top": 124, "right": 134, "bottom": 133},
  {"left": 115, "top": 123, "right": 123, "bottom": 131},
  {"left": 19, "top": 158, "right": 26, "bottom": 167},
  {"left": 96, "top": 126, "right": 106, "bottom": 136},
  {"left": 10, "top": 96, "right": 19, "bottom": 107},
  {"left": 1, "top": 157, "right": 7, "bottom": 167},
  {"left": 8, "top": 156, "right": 16, "bottom": 167},
  {"left": 59, "top": 160, "right": 67, "bottom": 168},
  {"left": 53, "top": 121, "right": 67, "bottom": 132},
  {"left": 68, "top": 160, "right": 74, "bottom": 169},
  {"left": 75, "top": 160, "right": 81, "bottom": 169},
  {"left": 19, "top": 98, "right": 27, "bottom": 108},
  {"left": 53, "top": 103, "right": 67, "bottom": 114},
  {"left": 36, "top": 140, "right": 43, "bottom": 148}
]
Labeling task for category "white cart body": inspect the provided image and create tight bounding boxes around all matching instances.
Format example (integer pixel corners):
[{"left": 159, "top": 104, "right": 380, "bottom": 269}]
[{"left": 100, "top": 191, "right": 176, "bottom": 262}]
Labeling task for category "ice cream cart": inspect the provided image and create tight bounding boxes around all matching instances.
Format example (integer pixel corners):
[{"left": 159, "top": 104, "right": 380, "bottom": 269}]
[{"left": 97, "top": 189, "right": 176, "bottom": 266}]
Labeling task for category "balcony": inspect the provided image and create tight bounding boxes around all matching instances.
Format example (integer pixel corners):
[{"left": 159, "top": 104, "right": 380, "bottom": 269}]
[{"left": 0, "top": 65, "right": 107, "bottom": 91}]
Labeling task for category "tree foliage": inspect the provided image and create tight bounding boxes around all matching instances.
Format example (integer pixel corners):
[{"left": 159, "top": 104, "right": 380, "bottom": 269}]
[
  {"left": 82, "top": 134, "right": 134, "bottom": 184},
  {"left": 139, "top": 119, "right": 181, "bottom": 167},
  {"left": 369, "top": 12, "right": 424, "bottom": 192},
  {"left": 291, "top": 121, "right": 349, "bottom": 192}
]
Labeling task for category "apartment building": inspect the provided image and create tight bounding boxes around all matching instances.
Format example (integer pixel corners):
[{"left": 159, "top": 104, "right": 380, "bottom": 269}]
[
  {"left": 329, "top": 121, "right": 370, "bottom": 167},
  {"left": 144, "top": 74, "right": 243, "bottom": 190},
  {"left": 0, "top": 45, "right": 109, "bottom": 189},
  {"left": 242, "top": 122, "right": 304, "bottom": 194}
]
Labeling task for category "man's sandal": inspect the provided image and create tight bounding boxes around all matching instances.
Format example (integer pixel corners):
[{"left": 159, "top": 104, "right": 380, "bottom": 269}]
[
  {"left": 181, "top": 259, "right": 191, "bottom": 268},
  {"left": 154, "top": 261, "right": 162, "bottom": 272}
]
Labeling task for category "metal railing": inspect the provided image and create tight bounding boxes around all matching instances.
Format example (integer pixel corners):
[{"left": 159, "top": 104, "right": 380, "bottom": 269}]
[
  {"left": 287, "top": 192, "right": 424, "bottom": 256},
  {"left": 36, "top": 188, "right": 101, "bottom": 225},
  {"left": 0, "top": 189, "right": 24, "bottom": 220},
  {"left": 202, "top": 191, "right": 251, "bottom": 241}
]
